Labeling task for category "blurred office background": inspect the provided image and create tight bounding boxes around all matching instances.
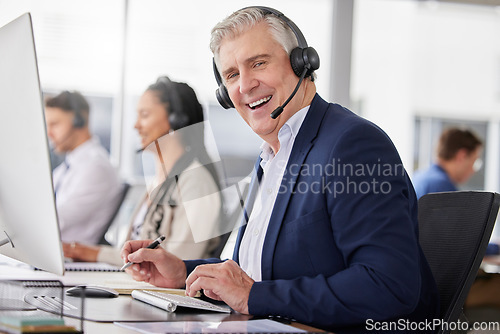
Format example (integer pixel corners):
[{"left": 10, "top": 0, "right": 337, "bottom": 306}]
[{"left": 0, "top": 0, "right": 499, "bottom": 211}]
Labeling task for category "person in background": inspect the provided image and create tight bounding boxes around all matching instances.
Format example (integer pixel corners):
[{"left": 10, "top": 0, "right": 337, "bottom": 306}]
[
  {"left": 121, "top": 7, "right": 439, "bottom": 333},
  {"left": 45, "top": 91, "right": 123, "bottom": 245},
  {"left": 412, "top": 127, "right": 500, "bottom": 310},
  {"left": 63, "top": 77, "right": 222, "bottom": 265},
  {"left": 412, "top": 127, "right": 483, "bottom": 199},
  {"left": 412, "top": 128, "right": 497, "bottom": 255}
]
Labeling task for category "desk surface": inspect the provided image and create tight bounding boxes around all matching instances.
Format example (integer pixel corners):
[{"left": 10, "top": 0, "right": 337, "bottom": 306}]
[{"left": 0, "top": 259, "right": 323, "bottom": 333}]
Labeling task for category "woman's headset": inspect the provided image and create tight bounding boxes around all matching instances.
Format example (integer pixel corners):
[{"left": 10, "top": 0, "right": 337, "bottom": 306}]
[
  {"left": 155, "top": 76, "right": 190, "bottom": 130},
  {"left": 213, "top": 6, "right": 320, "bottom": 110}
]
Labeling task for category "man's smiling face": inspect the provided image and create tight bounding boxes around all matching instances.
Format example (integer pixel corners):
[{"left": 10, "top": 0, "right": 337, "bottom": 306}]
[{"left": 217, "top": 22, "right": 303, "bottom": 145}]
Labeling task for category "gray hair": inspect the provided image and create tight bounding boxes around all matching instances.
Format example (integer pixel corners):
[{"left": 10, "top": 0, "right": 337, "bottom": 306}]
[{"left": 210, "top": 7, "right": 298, "bottom": 71}]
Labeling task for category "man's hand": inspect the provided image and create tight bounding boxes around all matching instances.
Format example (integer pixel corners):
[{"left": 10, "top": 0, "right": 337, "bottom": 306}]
[
  {"left": 120, "top": 239, "right": 186, "bottom": 288},
  {"left": 185, "top": 260, "right": 254, "bottom": 314}
]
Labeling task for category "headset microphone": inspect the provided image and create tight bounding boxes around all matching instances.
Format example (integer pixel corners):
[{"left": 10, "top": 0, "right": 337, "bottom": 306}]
[{"left": 270, "top": 64, "right": 309, "bottom": 119}]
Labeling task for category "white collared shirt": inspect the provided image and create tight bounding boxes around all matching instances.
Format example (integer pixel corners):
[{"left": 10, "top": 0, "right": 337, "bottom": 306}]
[
  {"left": 53, "top": 137, "right": 122, "bottom": 244},
  {"left": 239, "top": 106, "right": 310, "bottom": 281}
]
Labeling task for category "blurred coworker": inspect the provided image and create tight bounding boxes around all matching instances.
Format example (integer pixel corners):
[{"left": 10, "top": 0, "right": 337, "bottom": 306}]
[
  {"left": 413, "top": 127, "right": 495, "bottom": 256},
  {"left": 412, "top": 128, "right": 500, "bottom": 309},
  {"left": 63, "top": 77, "right": 222, "bottom": 265},
  {"left": 412, "top": 127, "right": 483, "bottom": 199},
  {"left": 45, "top": 91, "right": 122, "bottom": 245}
]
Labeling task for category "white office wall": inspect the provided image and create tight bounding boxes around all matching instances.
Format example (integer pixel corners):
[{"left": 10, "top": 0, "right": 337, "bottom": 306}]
[
  {"left": 413, "top": 4, "right": 500, "bottom": 118},
  {"left": 351, "top": 0, "right": 416, "bottom": 169}
]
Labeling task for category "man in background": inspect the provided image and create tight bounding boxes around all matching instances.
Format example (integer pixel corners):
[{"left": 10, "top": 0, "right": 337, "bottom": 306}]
[
  {"left": 412, "top": 127, "right": 483, "bottom": 199},
  {"left": 45, "top": 90, "right": 123, "bottom": 245},
  {"left": 413, "top": 127, "right": 500, "bottom": 310},
  {"left": 413, "top": 127, "right": 496, "bottom": 256}
]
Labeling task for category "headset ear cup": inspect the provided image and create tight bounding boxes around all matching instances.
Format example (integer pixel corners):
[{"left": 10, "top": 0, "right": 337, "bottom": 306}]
[
  {"left": 304, "top": 47, "right": 320, "bottom": 74},
  {"left": 72, "top": 113, "right": 85, "bottom": 128},
  {"left": 213, "top": 58, "right": 234, "bottom": 109},
  {"left": 290, "top": 47, "right": 320, "bottom": 78},
  {"left": 216, "top": 84, "right": 234, "bottom": 109},
  {"left": 168, "top": 112, "right": 189, "bottom": 131},
  {"left": 290, "top": 47, "right": 305, "bottom": 77}
]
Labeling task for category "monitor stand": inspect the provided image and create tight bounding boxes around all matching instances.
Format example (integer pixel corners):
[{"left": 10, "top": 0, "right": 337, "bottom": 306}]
[
  {"left": 0, "top": 232, "right": 30, "bottom": 310},
  {"left": 0, "top": 231, "right": 14, "bottom": 248}
]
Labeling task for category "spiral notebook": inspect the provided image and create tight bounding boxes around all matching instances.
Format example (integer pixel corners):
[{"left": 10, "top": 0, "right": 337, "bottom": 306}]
[{"left": 64, "top": 262, "right": 121, "bottom": 272}]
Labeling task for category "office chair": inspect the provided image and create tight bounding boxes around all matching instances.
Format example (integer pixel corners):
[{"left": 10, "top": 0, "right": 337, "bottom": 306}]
[
  {"left": 418, "top": 191, "right": 500, "bottom": 334},
  {"left": 98, "top": 182, "right": 130, "bottom": 245}
]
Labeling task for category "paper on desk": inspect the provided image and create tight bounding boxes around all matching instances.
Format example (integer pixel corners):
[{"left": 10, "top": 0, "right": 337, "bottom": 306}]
[{"left": 114, "top": 319, "right": 306, "bottom": 333}]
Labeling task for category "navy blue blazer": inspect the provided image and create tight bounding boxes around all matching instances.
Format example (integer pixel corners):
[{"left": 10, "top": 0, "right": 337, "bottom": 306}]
[{"left": 186, "top": 94, "right": 439, "bottom": 332}]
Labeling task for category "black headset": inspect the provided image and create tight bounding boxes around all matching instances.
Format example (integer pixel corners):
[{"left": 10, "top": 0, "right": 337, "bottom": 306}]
[
  {"left": 155, "top": 76, "right": 190, "bottom": 130},
  {"left": 213, "top": 6, "right": 320, "bottom": 109},
  {"left": 62, "top": 91, "right": 86, "bottom": 128}
]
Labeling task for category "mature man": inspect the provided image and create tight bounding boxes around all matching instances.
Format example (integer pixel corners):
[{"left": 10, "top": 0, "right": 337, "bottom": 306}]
[
  {"left": 122, "top": 7, "right": 439, "bottom": 332},
  {"left": 45, "top": 90, "right": 123, "bottom": 245},
  {"left": 412, "top": 127, "right": 483, "bottom": 199}
]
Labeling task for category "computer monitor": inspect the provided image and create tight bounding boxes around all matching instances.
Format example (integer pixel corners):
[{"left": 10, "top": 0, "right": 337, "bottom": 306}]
[{"left": 0, "top": 13, "right": 65, "bottom": 276}]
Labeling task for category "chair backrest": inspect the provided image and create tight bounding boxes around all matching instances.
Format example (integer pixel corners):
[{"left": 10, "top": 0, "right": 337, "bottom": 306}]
[
  {"left": 418, "top": 191, "right": 500, "bottom": 333},
  {"left": 98, "top": 182, "right": 130, "bottom": 245}
]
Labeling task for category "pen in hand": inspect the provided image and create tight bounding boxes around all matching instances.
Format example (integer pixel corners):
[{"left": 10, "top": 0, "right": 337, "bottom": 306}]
[{"left": 120, "top": 235, "right": 166, "bottom": 271}]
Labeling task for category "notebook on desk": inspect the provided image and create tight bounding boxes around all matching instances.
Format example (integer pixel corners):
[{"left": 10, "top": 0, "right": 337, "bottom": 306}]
[
  {"left": 59, "top": 264, "right": 198, "bottom": 296},
  {"left": 64, "top": 262, "right": 121, "bottom": 272}
]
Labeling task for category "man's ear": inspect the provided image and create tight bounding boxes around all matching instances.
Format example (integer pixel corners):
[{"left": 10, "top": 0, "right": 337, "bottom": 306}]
[{"left": 454, "top": 148, "right": 468, "bottom": 162}]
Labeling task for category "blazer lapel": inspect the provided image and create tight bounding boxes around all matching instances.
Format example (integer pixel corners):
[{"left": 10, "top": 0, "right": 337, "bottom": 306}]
[{"left": 260, "top": 94, "right": 329, "bottom": 280}]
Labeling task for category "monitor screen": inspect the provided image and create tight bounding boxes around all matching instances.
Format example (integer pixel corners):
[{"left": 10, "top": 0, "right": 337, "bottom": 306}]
[{"left": 0, "top": 13, "right": 65, "bottom": 275}]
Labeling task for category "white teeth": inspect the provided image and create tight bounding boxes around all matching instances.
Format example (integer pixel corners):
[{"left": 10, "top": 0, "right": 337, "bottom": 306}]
[{"left": 249, "top": 96, "right": 271, "bottom": 108}]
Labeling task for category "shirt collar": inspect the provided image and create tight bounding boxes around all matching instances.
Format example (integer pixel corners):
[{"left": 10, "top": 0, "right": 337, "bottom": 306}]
[
  {"left": 65, "top": 137, "right": 98, "bottom": 166},
  {"left": 286, "top": 104, "right": 310, "bottom": 139},
  {"left": 259, "top": 105, "right": 310, "bottom": 164}
]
